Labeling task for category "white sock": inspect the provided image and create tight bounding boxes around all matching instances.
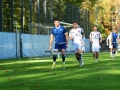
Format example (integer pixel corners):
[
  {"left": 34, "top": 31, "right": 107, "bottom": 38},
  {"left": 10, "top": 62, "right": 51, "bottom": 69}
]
[
  {"left": 81, "top": 52, "right": 83, "bottom": 55},
  {"left": 116, "top": 51, "right": 117, "bottom": 55},
  {"left": 110, "top": 52, "right": 112, "bottom": 57}
]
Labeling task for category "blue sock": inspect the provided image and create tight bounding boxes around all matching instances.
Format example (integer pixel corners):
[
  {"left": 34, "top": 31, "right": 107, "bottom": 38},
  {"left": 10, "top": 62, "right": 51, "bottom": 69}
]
[
  {"left": 62, "top": 55, "right": 66, "bottom": 62},
  {"left": 53, "top": 55, "right": 57, "bottom": 62},
  {"left": 112, "top": 51, "right": 115, "bottom": 54}
]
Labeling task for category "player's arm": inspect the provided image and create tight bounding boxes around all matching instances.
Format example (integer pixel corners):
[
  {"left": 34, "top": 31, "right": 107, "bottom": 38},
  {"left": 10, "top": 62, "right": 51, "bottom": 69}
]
[
  {"left": 117, "top": 35, "right": 119, "bottom": 43},
  {"left": 81, "top": 28, "right": 85, "bottom": 39},
  {"left": 49, "top": 30, "right": 54, "bottom": 50},
  {"left": 118, "top": 34, "right": 120, "bottom": 43},
  {"left": 65, "top": 32, "right": 69, "bottom": 48},
  {"left": 106, "top": 36, "right": 109, "bottom": 46},
  {"left": 99, "top": 33, "right": 102, "bottom": 43},
  {"left": 64, "top": 28, "right": 69, "bottom": 48},
  {"left": 89, "top": 32, "right": 92, "bottom": 43},
  {"left": 110, "top": 33, "right": 114, "bottom": 45},
  {"left": 69, "top": 30, "right": 73, "bottom": 40},
  {"left": 89, "top": 37, "right": 92, "bottom": 43},
  {"left": 111, "top": 36, "right": 113, "bottom": 45},
  {"left": 106, "top": 36, "right": 108, "bottom": 46}
]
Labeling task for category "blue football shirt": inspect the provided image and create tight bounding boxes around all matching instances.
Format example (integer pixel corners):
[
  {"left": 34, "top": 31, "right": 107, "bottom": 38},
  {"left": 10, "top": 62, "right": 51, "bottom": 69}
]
[
  {"left": 51, "top": 26, "right": 67, "bottom": 44},
  {"left": 112, "top": 32, "right": 118, "bottom": 43}
]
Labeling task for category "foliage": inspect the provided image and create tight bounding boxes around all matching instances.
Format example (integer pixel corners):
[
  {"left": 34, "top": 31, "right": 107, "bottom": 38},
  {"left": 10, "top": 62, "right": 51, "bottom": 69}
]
[
  {"left": 2, "top": 0, "right": 120, "bottom": 37},
  {"left": 66, "top": 0, "right": 120, "bottom": 38}
]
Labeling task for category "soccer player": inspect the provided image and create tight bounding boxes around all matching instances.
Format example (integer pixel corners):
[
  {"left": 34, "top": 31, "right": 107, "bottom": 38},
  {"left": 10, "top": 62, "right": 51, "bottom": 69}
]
[
  {"left": 89, "top": 25, "right": 102, "bottom": 62},
  {"left": 49, "top": 19, "right": 68, "bottom": 69},
  {"left": 69, "top": 20, "right": 84, "bottom": 66},
  {"left": 106, "top": 32, "right": 113, "bottom": 58},
  {"left": 111, "top": 28, "right": 119, "bottom": 58}
]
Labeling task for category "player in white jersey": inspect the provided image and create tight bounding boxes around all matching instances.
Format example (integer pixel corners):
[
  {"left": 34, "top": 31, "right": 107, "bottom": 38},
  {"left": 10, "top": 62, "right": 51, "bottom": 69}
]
[
  {"left": 89, "top": 25, "right": 102, "bottom": 62},
  {"left": 106, "top": 32, "right": 113, "bottom": 58},
  {"left": 69, "top": 20, "right": 84, "bottom": 66}
]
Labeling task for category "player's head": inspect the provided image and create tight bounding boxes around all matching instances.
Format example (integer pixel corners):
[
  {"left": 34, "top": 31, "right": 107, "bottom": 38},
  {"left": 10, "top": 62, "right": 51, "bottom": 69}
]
[
  {"left": 72, "top": 20, "right": 78, "bottom": 29},
  {"left": 113, "top": 28, "right": 117, "bottom": 33},
  {"left": 93, "top": 25, "right": 97, "bottom": 31},
  {"left": 54, "top": 18, "right": 60, "bottom": 27}
]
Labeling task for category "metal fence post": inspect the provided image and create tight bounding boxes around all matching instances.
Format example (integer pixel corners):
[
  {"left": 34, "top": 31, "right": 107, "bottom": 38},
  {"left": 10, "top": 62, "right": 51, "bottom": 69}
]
[
  {"left": 20, "top": 0, "right": 24, "bottom": 33},
  {"left": 11, "top": 0, "right": 14, "bottom": 32},
  {"left": 30, "top": 0, "right": 32, "bottom": 34},
  {"left": 0, "top": 0, "right": 3, "bottom": 32}
]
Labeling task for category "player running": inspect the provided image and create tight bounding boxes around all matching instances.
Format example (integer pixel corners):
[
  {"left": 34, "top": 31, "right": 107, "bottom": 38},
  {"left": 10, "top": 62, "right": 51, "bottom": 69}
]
[
  {"left": 69, "top": 20, "right": 85, "bottom": 66},
  {"left": 49, "top": 19, "right": 68, "bottom": 69},
  {"left": 111, "top": 28, "right": 119, "bottom": 58},
  {"left": 106, "top": 32, "right": 113, "bottom": 58},
  {"left": 89, "top": 25, "right": 102, "bottom": 62}
]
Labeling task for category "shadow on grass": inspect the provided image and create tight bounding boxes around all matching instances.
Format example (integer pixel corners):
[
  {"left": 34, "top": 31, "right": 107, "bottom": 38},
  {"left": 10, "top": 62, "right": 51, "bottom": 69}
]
[{"left": 0, "top": 52, "right": 120, "bottom": 90}]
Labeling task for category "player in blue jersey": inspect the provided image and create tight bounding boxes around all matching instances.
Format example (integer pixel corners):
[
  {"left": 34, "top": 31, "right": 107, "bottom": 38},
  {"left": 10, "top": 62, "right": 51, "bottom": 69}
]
[
  {"left": 111, "top": 28, "right": 119, "bottom": 58},
  {"left": 49, "top": 19, "right": 68, "bottom": 69}
]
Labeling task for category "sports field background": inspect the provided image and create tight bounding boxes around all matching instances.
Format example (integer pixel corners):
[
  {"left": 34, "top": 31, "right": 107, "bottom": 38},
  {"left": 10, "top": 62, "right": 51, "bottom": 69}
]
[{"left": 0, "top": 52, "right": 120, "bottom": 90}]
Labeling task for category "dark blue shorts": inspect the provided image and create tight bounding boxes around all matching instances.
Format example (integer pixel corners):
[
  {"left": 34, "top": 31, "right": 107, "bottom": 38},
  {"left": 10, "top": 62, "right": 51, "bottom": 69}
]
[
  {"left": 55, "top": 43, "right": 66, "bottom": 51},
  {"left": 112, "top": 43, "right": 117, "bottom": 48}
]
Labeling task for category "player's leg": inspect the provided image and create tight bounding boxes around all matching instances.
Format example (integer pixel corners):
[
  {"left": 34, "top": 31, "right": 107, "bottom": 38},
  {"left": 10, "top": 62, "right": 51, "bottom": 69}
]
[
  {"left": 61, "top": 43, "right": 67, "bottom": 69},
  {"left": 72, "top": 44, "right": 79, "bottom": 60},
  {"left": 52, "top": 43, "right": 59, "bottom": 68},
  {"left": 95, "top": 48, "right": 100, "bottom": 62},
  {"left": 77, "top": 44, "right": 85, "bottom": 66},
  {"left": 92, "top": 52, "right": 96, "bottom": 59},
  {"left": 74, "top": 43, "right": 83, "bottom": 66},
  {"left": 92, "top": 47, "right": 96, "bottom": 59},
  {"left": 116, "top": 49, "right": 118, "bottom": 56},
  {"left": 110, "top": 48, "right": 113, "bottom": 58},
  {"left": 112, "top": 48, "right": 115, "bottom": 58},
  {"left": 113, "top": 48, "right": 117, "bottom": 58},
  {"left": 80, "top": 45, "right": 85, "bottom": 65},
  {"left": 72, "top": 43, "right": 84, "bottom": 66},
  {"left": 61, "top": 49, "right": 66, "bottom": 69},
  {"left": 75, "top": 53, "right": 79, "bottom": 60},
  {"left": 77, "top": 49, "right": 84, "bottom": 66},
  {"left": 115, "top": 43, "right": 118, "bottom": 56},
  {"left": 112, "top": 43, "right": 116, "bottom": 58},
  {"left": 109, "top": 44, "right": 113, "bottom": 58},
  {"left": 72, "top": 43, "right": 83, "bottom": 66},
  {"left": 95, "top": 52, "right": 99, "bottom": 62}
]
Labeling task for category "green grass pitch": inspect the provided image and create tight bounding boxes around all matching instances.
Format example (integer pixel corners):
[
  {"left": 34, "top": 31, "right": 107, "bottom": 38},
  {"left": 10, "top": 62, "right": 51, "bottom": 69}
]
[{"left": 0, "top": 52, "right": 120, "bottom": 90}]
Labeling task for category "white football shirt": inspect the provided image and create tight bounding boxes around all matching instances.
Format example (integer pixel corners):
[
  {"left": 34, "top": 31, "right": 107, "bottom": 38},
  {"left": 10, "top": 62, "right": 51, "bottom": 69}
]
[
  {"left": 89, "top": 31, "right": 102, "bottom": 48},
  {"left": 69, "top": 28, "right": 84, "bottom": 44}
]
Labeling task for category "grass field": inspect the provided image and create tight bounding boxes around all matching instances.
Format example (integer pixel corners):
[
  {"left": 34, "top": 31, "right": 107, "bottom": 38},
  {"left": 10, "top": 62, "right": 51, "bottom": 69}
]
[{"left": 0, "top": 52, "right": 120, "bottom": 90}]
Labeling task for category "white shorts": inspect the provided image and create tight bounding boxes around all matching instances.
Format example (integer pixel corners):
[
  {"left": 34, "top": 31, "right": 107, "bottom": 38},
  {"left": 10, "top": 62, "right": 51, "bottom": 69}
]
[
  {"left": 109, "top": 44, "right": 113, "bottom": 48},
  {"left": 72, "top": 43, "right": 84, "bottom": 53},
  {"left": 92, "top": 47, "right": 100, "bottom": 52},
  {"left": 108, "top": 43, "right": 113, "bottom": 48}
]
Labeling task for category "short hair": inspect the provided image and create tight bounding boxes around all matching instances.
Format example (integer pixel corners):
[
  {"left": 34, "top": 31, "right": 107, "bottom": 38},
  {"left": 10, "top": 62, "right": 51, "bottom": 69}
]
[
  {"left": 72, "top": 20, "right": 78, "bottom": 24},
  {"left": 54, "top": 18, "right": 59, "bottom": 22},
  {"left": 114, "top": 28, "right": 117, "bottom": 30},
  {"left": 93, "top": 25, "right": 97, "bottom": 27}
]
